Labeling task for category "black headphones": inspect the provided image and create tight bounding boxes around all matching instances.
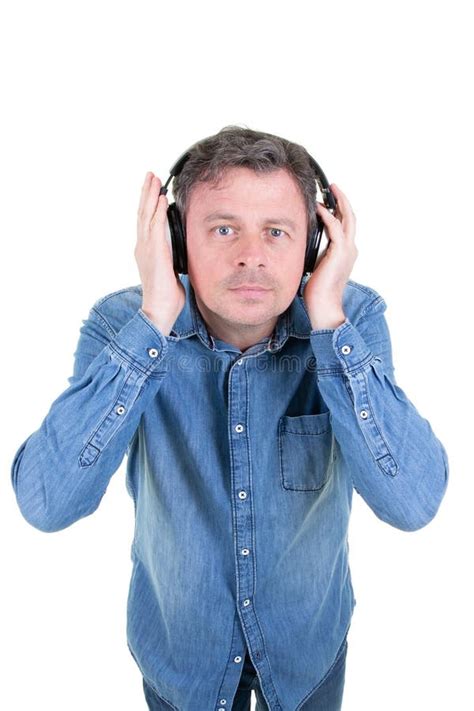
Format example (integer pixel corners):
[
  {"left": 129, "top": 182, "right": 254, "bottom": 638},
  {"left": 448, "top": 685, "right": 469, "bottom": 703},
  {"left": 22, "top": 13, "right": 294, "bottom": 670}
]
[{"left": 159, "top": 143, "right": 337, "bottom": 277}]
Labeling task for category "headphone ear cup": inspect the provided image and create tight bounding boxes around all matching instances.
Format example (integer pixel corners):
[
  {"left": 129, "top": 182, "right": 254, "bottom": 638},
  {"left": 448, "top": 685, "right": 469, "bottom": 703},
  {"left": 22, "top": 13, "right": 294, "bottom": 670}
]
[
  {"left": 304, "top": 216, "right": 322, "bottom": 274},
  {"left": 167, "top": 202, "right": 188, "bottom": 275}
]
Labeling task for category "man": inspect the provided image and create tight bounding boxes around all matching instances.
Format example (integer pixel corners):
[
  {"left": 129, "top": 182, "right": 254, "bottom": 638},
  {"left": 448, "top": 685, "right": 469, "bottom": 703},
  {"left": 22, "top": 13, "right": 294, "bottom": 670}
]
[{"left": 11, "top": 126, "right": 449, "bottom": 710}]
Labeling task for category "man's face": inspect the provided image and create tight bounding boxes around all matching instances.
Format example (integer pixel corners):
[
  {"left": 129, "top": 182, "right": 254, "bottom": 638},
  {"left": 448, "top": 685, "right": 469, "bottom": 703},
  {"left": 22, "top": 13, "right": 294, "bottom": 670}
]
[{"left": 185, "top": 166, "right": 308, "bottom": 347}]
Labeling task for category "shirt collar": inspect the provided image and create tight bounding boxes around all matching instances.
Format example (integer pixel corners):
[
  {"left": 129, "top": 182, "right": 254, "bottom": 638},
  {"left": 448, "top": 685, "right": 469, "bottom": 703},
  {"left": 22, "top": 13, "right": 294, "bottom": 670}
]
[{"left": 168, "top": 274, "right": 313, "bottom": 352}]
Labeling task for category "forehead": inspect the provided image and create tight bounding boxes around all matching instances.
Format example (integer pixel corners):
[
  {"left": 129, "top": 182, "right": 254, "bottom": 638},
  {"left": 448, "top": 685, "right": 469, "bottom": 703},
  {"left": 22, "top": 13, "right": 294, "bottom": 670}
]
[{"left": 187, "top": 166, "right": 306, "bottom": 215}]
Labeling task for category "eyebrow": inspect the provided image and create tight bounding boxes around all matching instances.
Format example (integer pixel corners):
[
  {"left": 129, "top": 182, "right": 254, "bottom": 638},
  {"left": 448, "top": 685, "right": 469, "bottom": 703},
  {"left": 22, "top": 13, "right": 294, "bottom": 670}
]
[{"left": 203, "top": 211, "right": 297, "bottom": 230}]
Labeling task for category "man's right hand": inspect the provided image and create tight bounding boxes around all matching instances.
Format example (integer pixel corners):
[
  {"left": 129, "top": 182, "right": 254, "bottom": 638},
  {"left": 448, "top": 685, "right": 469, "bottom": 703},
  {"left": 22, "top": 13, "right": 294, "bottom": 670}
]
[{"left": 135, "top": 172, "right": 186, "bottom": 336}]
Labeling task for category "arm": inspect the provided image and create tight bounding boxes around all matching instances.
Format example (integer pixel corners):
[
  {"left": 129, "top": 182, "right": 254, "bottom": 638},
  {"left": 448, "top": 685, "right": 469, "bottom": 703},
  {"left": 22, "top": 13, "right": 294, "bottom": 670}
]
[
  {"left": 10, "top": 302, "right": 170, "bottom": 533},
  {"left": 310, "top": 294, "right": 449, "bottom": 532}
]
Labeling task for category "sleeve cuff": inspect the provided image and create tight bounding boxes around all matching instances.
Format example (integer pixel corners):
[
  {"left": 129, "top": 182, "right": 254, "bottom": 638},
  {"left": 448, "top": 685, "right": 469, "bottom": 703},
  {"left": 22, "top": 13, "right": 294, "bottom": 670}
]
[
  {"left": 104, "top": 308, "right": 170, "bottom": 377},
  {"left": 310, "top": 318, "right": 375, "bottom": 376}
]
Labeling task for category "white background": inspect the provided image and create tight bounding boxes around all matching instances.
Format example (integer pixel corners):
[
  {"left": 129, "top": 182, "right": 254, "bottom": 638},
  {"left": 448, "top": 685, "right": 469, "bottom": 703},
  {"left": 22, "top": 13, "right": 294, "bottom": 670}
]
[{"left": 1, "top": 1, "right": 471, "bottom": 709}]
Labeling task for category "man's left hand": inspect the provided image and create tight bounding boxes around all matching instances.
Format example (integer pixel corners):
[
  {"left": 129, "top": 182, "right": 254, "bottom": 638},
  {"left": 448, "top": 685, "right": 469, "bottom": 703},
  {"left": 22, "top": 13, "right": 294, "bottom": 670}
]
[{"left": 303, "top": 183, "right": 358, "bottom": 330}]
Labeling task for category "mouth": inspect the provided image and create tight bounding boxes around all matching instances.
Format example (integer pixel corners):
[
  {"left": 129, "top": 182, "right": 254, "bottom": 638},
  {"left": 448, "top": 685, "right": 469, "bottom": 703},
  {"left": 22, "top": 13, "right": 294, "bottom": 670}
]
[{"left": 230, "top": 286, "right": 271, "bottom": 297}]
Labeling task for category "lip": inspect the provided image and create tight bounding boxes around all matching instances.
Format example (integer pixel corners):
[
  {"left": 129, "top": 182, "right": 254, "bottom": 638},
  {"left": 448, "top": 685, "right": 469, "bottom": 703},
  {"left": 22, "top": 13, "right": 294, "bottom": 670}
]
[
  {"left": 230, "top": 287, "right": 271, "bottom": 298},
  {"left": 230, "top": 286, "right": 270, "bottom": 292}
]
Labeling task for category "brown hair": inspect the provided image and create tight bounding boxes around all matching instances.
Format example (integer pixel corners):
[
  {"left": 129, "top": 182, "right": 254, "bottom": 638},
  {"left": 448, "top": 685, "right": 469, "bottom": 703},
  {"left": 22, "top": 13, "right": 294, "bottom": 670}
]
[{"left": 171, "top": 124, "right": 317, "bottom": 240}]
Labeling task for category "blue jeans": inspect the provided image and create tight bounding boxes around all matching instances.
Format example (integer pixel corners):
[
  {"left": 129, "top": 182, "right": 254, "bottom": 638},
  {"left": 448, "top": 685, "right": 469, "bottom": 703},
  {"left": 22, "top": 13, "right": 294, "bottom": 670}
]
[{"left": 142, "top": 635, "right": 348, "bottom": 710}]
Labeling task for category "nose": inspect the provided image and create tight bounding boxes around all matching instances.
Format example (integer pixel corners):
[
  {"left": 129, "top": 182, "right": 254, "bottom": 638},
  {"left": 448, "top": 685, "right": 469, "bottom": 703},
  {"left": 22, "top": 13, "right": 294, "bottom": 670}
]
[{"left": 233, "top": 232, "right": 267, "bottom": 270}]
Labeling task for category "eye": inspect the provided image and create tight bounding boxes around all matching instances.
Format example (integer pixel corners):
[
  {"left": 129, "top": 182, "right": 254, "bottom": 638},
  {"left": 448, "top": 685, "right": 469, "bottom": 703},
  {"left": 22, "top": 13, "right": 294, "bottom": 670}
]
[
  {"left": 212, "top": 225, "right": 288, "bottom": 238},
  {"left": 269, "top": 228, "right": 287, "bottom": 238},
  {"left": 214, "top": 225, "right": 235, "bottom": 236}
]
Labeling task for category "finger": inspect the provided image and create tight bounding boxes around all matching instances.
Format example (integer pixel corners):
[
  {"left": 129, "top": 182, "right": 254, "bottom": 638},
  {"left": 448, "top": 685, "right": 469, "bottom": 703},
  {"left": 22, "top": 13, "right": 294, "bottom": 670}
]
[
  {"left": 150, "top": 190, "right": 169, "bottom": 229},
  {"left": 138, "top": 171, "right": 154, "bottom": 216},
  {"left": 142, "top": 175, "right": 163, "bottom": 225},
  {"left": 330, "top": 183, "right": 356, "bottom": 237},
  {"left": 316, "top": 202, "right": 344, "bottom": 244}
]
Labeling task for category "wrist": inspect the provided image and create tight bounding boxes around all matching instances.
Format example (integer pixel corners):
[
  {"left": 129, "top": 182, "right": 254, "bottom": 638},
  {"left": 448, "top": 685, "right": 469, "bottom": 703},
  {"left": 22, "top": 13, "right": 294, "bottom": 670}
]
[
  {"left": 309, "top": 309, "right": 346, "bottom": 331},
  {"left": 141, "top": 307, "right": 177, "bottom": 336}
]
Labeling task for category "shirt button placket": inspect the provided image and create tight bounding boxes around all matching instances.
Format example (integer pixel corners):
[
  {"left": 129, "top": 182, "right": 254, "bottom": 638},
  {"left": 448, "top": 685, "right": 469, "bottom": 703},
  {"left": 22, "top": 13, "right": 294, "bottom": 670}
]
[{"left": 229, "top": 359, "right": 262, "bottom": 692}]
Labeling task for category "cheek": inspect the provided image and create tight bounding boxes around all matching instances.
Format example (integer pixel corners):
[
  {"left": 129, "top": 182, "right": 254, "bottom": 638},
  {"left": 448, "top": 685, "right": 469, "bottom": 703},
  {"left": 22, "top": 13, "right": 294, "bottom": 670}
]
[
  {"left": 275, "top": 252, "right": 305, "bottom": 285},
  {"left": 188, "top": 259, "right": 221, "bottom": 302},
  {"left": 187, "top": 238, "right": 217, "bottom": 273},
  {"left": 187, "top": 241, "right": 209, "bottom": 275}
]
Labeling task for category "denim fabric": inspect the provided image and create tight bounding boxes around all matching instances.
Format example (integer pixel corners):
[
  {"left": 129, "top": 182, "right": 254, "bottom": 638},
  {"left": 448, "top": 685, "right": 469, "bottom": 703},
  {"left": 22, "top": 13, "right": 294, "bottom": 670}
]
[
  {"left": 11, "top": 273, "right": 449, "bottom": 711},
  {"left": 143, "top": 632, "right": 347, "bottom": 710}
]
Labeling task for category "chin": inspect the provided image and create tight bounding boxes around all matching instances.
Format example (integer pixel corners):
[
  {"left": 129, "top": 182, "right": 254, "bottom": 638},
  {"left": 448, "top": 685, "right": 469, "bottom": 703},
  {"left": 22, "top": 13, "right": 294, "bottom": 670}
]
[{"left": 229, "top": 305, "right": 278, "bottom": 324}]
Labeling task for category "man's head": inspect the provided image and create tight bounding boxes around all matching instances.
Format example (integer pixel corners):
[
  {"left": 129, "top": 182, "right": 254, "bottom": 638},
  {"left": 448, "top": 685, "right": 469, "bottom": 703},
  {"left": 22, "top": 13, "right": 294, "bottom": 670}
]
[{"left": 171, "top": 126, "right": 317, "bottom": 351}]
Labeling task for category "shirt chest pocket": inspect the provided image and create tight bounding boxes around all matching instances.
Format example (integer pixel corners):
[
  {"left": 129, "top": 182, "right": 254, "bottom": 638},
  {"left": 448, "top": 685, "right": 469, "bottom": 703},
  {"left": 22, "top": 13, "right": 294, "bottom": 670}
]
[{"left": 278, "top": 411, "right": 334, "bottom": 492}]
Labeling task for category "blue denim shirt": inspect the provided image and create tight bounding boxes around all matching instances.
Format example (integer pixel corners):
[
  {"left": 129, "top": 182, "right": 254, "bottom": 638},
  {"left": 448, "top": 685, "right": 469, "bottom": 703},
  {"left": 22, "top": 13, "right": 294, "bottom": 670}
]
[{"left": 11, "top": 273, "right": 449, "bottom": 711}]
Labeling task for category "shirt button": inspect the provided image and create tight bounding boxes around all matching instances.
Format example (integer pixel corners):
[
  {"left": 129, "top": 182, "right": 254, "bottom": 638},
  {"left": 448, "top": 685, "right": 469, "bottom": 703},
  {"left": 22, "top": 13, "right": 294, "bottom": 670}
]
[
  {"left": 234, "top": 656, "right": 242, "bottom": 663},
  {"left": 360, "top": 409, "right": 369, "bottom": 419},
  {"left": 236, "top": 358, "right": 243, "bottom": 365},
  {"left": 218, "top": 708, "right": 225, "bottom": 711},
  {"left": 219, "top": 700, "right": 227, "bottom": 705},
  {"left": 241, "top": 548, "right": 250, "bottom": 556},
  {"left": 238, "top": 491, "right": 247, "bottom": 500},
  {"left": 341, "top": 345, "right": 352, "bottom": 355},
  {"left": 243, "top": 599, "right": 251, "bottom": 607},
  {"left": 235, "top": 424, "right": 244, "bottom": 433},
  {"left": 116, "top": 405, "right": 126, "bottom": 415},
  {"left": 148, "top": 347, "right": 159, "bottom": 358}
]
